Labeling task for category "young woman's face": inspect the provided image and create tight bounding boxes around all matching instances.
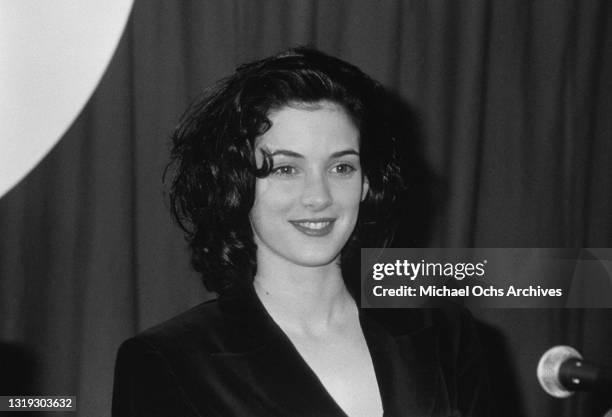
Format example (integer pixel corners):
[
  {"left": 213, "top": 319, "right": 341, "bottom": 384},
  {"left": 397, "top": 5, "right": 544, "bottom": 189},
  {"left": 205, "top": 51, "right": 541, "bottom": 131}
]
[{"left": 250, "top": 101, "right": 369, "bottom": 269}]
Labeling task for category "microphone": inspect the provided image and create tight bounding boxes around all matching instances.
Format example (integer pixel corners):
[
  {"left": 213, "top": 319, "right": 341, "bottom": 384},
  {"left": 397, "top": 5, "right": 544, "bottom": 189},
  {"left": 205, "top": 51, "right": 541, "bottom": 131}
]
[{"left": 537, "top": 345, "right": 612, "bottom": 398}]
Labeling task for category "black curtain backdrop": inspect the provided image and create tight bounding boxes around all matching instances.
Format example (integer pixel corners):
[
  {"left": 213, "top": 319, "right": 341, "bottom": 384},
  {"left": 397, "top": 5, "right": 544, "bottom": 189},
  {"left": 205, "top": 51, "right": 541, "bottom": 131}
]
[{"left": 1, "top": 1, "right": 611, "bottom": 416}]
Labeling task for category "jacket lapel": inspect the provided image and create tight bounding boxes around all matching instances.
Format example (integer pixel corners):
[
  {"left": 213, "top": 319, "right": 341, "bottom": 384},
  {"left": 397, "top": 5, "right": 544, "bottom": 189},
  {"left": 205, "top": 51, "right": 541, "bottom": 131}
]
[
  {"left": 212, "top": 287, "right": 349, "bottom": 416},
  {"left": 212, "top": 288, "right": 444, "bottom": 417},
  {"left": 360, "top": 309, "right": 444, "bottom": 417}
]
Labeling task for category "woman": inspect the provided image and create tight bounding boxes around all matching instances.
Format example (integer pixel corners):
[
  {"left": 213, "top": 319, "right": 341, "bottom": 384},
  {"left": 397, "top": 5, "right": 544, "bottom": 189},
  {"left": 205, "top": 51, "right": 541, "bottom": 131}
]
[{"left": 112, "top": 47, "right": 489, "bottom": 417}]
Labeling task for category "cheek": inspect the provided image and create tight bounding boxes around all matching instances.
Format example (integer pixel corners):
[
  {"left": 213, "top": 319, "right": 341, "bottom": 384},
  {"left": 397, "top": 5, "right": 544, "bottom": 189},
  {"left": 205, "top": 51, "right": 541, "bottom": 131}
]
[
  {"left": 333, "top": 180, "right": 365, "bottom": 211},
  {"left": 251, "top": 180, "right": 296, "bottom": 218}
]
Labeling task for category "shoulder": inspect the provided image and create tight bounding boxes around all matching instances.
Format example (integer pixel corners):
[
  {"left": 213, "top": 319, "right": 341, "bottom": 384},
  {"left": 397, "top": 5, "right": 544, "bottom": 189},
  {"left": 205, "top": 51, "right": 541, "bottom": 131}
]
[
  {"left": 121, "top": 298, "right": 227, "bottom": 358},
  {"left": 112, "top": 300, "right": 228, "bottom": 417},
  {"left": 112, "top": 299, "right": 226, "bottom": 414},
  {"left": 369, "top": 304, "right": 490, "bottom": 416},
  {"left": 360, "top": 303, "right": 490, "bottom": 416},
  {"left": 117, "top": 287, "right": 269, "bottom": 361},
  {"left": 363, "top": 302, "right": 485, "bottom": 378}
]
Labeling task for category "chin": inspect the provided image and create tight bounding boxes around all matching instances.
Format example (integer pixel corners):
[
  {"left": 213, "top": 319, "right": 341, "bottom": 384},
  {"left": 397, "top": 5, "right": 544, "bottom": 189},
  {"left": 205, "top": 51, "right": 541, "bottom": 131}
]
[{"left": 289, "top": 248, "right": 342, "bottom": 268}]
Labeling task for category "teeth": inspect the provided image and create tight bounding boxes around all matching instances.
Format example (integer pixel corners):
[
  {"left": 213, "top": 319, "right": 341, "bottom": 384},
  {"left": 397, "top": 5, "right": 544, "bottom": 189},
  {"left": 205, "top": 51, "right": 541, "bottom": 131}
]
[{"left": 298, "top": 221, "right": 330, "bottom": 229}]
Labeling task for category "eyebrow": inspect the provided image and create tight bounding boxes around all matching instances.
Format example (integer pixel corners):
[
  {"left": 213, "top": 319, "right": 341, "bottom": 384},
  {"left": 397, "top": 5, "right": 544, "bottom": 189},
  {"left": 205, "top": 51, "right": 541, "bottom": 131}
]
[{"left": 267, "top": 149, "right": 360, "bottom": 158}]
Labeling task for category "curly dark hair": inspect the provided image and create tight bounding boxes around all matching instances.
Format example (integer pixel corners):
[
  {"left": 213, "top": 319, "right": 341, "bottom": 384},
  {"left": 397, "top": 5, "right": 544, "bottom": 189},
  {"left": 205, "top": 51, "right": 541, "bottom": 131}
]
[{"left": 166, "top": 46, "right": 407, "bottom": 295}]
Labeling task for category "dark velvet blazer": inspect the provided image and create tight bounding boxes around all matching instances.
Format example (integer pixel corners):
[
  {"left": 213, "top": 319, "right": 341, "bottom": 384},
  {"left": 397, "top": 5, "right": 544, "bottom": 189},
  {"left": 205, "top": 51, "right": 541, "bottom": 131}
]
[{"left": 112, "top": 286, "right": 490, "bottom": 417}]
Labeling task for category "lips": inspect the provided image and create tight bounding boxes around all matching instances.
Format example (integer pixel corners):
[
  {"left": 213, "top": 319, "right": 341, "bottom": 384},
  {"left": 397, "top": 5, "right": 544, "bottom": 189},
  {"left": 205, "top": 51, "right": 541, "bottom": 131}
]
[{"left": 289, "top": 218, "right": 336, "bottom": 237}]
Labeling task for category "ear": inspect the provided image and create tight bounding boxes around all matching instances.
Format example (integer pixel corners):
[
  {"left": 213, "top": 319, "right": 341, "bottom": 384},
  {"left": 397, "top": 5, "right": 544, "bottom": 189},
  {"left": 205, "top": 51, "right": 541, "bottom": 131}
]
[{"left": 361, "top": 176, "right": 370, "bottom": 202}]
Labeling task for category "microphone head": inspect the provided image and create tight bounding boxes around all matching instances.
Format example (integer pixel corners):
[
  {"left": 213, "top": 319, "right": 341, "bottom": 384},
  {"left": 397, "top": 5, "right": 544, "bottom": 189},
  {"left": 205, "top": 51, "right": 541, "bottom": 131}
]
[{"left": 537, "top": 345, "right": 583, "bottom": 398}]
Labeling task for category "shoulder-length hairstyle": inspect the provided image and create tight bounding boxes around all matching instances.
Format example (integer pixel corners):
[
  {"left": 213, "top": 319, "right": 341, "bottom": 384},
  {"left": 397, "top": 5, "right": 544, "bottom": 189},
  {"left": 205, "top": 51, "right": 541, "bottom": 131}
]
[{"left": 166, "top": 47, "right": 406, "bottom": 296}]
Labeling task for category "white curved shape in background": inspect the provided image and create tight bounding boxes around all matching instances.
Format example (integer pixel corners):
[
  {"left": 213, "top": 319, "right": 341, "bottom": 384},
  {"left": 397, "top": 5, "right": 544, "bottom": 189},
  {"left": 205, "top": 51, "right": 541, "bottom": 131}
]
[{"left": 0, "top": 0, "right": 134, "bottom": 198}]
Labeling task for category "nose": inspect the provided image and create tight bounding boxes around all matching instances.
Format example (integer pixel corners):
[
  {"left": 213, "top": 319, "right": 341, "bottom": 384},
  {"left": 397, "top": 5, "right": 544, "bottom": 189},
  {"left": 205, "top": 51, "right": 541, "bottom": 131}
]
[{"left": 300, "top": 173, "right": 332, "bottom": 211}]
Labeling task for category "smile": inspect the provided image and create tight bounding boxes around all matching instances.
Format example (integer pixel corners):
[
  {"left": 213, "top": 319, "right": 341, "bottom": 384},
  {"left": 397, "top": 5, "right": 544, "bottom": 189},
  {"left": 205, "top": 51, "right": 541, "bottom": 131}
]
[{"left": 289, "top": 219, "right": 336, "bottom": 237}]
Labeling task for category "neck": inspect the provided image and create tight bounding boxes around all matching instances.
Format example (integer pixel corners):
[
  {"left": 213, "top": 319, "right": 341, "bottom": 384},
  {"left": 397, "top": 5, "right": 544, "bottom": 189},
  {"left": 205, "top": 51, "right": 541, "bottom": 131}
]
[{"left": 253, "top": 258, "right": 356, "bottom": 335}]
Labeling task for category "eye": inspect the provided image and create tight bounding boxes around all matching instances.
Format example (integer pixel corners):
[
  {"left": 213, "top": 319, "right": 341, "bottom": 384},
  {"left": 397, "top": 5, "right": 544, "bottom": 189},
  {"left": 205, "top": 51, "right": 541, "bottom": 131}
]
[
  {"left": 330, "top": 163, "right": 356, "bottom": 176},
  {"left": 271, "top": 165, "right": 298, "bottom": 176}
]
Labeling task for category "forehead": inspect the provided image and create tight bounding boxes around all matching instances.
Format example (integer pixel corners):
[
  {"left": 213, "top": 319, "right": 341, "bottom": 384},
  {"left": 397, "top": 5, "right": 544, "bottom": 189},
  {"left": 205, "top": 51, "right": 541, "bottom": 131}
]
[{"left": 255, "top": 101, "right": 360, "bottom": 152}]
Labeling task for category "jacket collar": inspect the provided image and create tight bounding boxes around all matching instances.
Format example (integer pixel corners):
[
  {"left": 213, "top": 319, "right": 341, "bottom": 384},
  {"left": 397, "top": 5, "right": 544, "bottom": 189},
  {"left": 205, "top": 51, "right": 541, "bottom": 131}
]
[{"left": 215, "top": 285, "right": 443, "bottom": 417}]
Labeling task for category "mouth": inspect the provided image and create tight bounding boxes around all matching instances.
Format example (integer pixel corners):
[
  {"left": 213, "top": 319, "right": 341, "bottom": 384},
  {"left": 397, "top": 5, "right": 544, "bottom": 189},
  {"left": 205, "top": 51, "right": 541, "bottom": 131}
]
[{"left": 289, "top": 218, "right": 336, "bottom": 237}]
